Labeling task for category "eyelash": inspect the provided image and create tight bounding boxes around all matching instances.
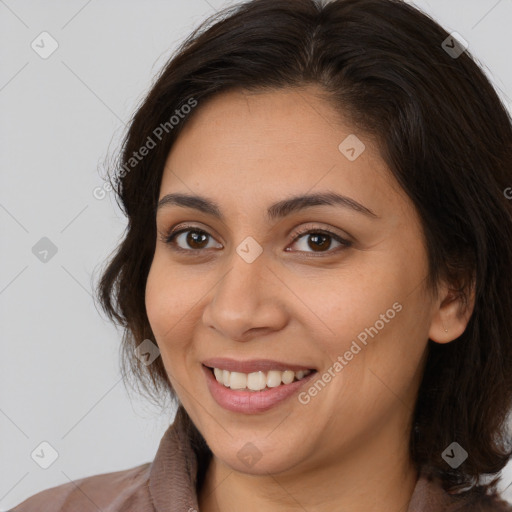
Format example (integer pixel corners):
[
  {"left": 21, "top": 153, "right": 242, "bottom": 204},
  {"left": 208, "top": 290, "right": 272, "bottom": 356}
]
[{"left": 159, "top": 224, "right": 352, "bottom": 256}]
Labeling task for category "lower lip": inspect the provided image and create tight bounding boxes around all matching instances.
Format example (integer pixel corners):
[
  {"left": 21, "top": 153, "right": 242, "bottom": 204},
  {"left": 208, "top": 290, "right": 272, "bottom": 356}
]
[{"left": 202, "top": 364, "right": 317, "bottom": 414}]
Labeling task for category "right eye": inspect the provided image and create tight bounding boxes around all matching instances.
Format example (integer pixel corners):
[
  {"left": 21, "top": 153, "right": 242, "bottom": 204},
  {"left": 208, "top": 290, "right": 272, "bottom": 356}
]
[{"left": 161, "top": 226, "right": 223, "bottom": 253}]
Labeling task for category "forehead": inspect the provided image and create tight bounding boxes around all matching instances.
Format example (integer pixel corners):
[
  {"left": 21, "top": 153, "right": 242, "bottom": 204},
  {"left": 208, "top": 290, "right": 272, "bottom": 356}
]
[{"left": 159, "top": 87, "right": 409, "bottom": 220}]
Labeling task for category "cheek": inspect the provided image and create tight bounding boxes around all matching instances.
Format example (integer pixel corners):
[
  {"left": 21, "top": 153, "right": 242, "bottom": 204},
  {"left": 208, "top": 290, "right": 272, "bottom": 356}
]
[
  {"left": 145, "top": 260, "right": 171, "bottom": 337},
  {"left": 145, "top": 253, "right": 210, "bottom": 380},
  {"left": 145, "top": 255, "right": 193, "bottom": 347},
  {"left": 145, "top": 262, "right": 190, "bottom": 394},
  {"left": 300, "top": 252, "right": 428, "bottom": 396},
  {"left": 294, "top": 261, "right": 404, "bottom": 345}
]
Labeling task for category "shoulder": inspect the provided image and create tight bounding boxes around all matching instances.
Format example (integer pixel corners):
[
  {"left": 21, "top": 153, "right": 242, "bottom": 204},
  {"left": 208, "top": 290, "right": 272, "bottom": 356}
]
[{"left": 10, "top": 461, "right": 152, "bottom": 512}]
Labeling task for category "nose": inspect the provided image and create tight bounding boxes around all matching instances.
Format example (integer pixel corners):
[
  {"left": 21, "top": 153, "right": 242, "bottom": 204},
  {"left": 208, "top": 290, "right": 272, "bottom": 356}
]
[{"left": 201, "top": 250, "right": 289, "bottom": 342}]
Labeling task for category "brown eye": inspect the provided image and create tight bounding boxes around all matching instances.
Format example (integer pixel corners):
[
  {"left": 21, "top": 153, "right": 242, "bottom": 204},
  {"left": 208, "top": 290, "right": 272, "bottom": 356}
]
[
  {"left": 163, "top": 227, "right": 222, "bottom": 252},
  {"left": 183, "top": 230, "right": 209, "bottom": 249},
  {"left": 304, "top": 233, "right": 331, "bottom": 252},
  {"left": 289, "top": 229, "right": 352, "bottom": 254}
]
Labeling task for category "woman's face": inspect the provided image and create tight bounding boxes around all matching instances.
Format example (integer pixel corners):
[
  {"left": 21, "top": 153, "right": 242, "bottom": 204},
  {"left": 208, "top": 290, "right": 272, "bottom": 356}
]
[{"left": 145, "top": 86, "right": 440, "bottom": 475}]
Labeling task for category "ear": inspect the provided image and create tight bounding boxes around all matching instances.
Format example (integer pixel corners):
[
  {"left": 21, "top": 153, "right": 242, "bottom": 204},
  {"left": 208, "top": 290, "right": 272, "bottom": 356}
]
[{"left": 428, "top": 278, "right": 476, "bottom": 344}]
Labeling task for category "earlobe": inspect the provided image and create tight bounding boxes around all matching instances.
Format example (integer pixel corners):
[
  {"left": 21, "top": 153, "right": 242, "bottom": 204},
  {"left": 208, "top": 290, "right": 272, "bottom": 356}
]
[{"left": 428, "top": 283, "right": 475, "bottom": 344}]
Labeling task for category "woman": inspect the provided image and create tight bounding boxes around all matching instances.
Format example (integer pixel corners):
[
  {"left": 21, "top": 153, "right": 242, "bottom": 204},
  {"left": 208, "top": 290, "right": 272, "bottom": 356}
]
[{"left": 12, "top": 0, "right": 512, "bottom": 510}]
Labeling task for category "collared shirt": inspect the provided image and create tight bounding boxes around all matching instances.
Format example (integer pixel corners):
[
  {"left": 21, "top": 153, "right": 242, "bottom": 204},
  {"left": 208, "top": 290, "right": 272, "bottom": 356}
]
[{"left": 10, "top": 405, "right": 512, "bottom": 511}]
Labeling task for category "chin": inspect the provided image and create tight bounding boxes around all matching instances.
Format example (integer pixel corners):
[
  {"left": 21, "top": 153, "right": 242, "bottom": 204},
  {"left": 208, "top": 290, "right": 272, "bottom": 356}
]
[{"left": 211, "top": 435, "right": 306, "bottom": 476}]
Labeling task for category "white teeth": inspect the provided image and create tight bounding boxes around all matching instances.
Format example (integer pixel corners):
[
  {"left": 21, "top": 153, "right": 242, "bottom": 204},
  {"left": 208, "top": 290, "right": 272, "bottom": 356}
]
[
  {"left": 266, "top": 370, "right": 282, "bottom": 388},
  {"left": 247, "top": 371, "right": 267, "bottom": 391},
  {"left": 211, "top": 367, "right": 313, "bottom": 391},
  {"left": 281, "top": 370, "right": 295, "bottom": 385},
  {"left": 213, "top": 368, "right": 223, "bottom": 381},
  {"left": 229, "top": 371, "right": 247, "bottom": 390}
]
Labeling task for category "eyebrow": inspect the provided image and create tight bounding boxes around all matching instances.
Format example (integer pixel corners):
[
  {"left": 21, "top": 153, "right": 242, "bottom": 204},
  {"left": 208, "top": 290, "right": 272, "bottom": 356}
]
[{"left": 156, "top": 191, "right": 379, "bottom": 221}]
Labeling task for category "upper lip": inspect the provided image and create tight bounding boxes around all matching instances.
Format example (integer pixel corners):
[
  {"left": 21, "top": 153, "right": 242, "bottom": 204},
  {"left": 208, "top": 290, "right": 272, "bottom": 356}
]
[{"left": 202, "top": 357, "right": 316, "bottom": 373}]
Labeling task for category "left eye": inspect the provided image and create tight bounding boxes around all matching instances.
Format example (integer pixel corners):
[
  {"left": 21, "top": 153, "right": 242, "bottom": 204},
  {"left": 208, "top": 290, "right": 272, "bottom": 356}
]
[
  {"left": 289, "top": 229, "right": 352, "bottom": 254},
  {"left": 161, "top": 227, "right": 352, "bottom": 254}
]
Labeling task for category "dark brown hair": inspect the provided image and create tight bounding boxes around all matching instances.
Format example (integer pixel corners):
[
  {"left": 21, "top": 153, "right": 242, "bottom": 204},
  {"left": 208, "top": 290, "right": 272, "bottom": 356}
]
[{"left": 95, "top": 0, "right": 512, "bottom": 497}]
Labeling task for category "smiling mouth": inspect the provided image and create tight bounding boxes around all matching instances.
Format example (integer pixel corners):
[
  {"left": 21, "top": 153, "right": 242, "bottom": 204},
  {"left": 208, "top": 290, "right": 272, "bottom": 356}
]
[{"left": 204, "top": 365, "right": 317, "bottom": 392}]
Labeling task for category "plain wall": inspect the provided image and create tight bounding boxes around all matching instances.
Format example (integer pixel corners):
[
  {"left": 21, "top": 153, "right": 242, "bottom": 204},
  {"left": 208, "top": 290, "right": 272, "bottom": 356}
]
[{"left": 1, "top": 0, "right": 511, "bottom": 509}]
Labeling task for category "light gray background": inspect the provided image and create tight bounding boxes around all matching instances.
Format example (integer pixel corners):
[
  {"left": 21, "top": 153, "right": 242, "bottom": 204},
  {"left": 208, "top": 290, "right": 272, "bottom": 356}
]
[{"left": 1, "top": 0, "right": 511, "bottom": 509}]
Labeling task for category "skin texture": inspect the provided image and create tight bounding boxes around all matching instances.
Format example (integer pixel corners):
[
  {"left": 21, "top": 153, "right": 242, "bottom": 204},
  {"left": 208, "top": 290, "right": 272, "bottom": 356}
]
[{"left": 145, "top": 86, "right": 474, "bottom": 512}]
